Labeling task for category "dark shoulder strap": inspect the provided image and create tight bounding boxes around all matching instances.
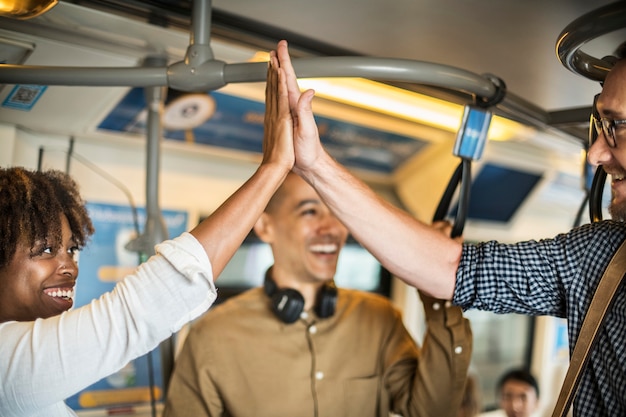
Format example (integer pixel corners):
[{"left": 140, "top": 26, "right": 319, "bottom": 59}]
[{"left": 551, "top": 239, "right": 626, "bottom": 417}]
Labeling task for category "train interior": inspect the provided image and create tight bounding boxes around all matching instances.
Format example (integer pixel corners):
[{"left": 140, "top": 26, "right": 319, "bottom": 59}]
[{"left": 1, "top": 0, "right": 625, "bottom": 415}]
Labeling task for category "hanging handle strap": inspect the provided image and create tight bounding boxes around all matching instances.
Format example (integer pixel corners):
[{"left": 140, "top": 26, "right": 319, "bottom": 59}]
[
  {"left": 432, "top": 159, "right": 471, "bottom": 238},
  {"left": 551, "top": 239, "right": 626, "bottom": 417}
]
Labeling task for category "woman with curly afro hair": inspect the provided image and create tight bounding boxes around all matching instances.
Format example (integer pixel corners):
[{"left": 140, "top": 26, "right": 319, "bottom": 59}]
[
  {"left": 0, "top": 168, "right": 94, "bottom": 322},
  {"left": 0, "top": 42, "right": 295, "bottom": 417}
]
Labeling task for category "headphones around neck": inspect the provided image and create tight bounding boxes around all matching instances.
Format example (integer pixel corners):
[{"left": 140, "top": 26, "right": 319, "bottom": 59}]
[{"left": 263, "top": 269, "right": 337, "bottom": 324}]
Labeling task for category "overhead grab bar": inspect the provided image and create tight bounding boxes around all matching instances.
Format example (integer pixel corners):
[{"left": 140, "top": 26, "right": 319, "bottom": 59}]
[
  {"left": 0, "top": 0, "right": 540, "bottom": 123},
  {"left": 556, "top": 1, "right": 626, "bottom": 82},
  {"left": 0, "top": 57, "right": 496, "bottom": 100}
]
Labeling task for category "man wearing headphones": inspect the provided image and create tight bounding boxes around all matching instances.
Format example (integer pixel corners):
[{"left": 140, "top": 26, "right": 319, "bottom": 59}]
[{"left": 163, "top": 172, "right": 472, "bottom": 417}]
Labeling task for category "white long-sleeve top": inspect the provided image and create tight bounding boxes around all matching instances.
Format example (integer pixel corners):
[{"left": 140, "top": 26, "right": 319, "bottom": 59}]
[{"left": 0, "top": 232, "right": 217, "bottom": 417}]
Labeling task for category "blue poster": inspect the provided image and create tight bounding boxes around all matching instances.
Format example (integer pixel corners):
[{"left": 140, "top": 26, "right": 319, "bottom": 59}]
[
  {"left": 66, "top": 202, "right": 188, "bottom": 412},
  {"left": 553, "top": 318, "right": 570, "bottom": 362}
]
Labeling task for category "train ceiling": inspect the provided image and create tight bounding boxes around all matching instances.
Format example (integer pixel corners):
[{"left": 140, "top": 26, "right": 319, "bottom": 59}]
[{"left": 0, "top": 0, "right": 623, "bottom": 240}]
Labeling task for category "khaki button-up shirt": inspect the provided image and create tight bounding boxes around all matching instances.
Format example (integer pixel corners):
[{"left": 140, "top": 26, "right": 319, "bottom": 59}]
[{"left": 164, "top": 287, "right": 471, "bottom": 417}]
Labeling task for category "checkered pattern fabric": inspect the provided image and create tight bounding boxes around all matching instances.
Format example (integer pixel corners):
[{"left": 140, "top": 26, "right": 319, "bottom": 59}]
[{"left": 454, "top": 220, "right": 626, "bottom": 416}]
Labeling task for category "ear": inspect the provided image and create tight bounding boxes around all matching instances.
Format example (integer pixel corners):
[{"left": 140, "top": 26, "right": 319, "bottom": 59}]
[{"left": 253, "top": 213, "right": 275, "bottom": 244}]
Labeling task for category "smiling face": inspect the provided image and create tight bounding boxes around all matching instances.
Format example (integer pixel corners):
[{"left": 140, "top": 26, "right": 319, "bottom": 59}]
[
  {"left": 0, "top": 215, "right": 79, "bottom": 322},
  {"left": 588, "top": 59, "right": 626, "bottom": 220},
  {"left": 254, "top": 173, "right": 348, "bottom": 289}
]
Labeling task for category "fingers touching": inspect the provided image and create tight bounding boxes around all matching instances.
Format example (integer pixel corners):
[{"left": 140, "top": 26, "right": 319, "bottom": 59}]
[
  {"left": 262, "top": 45, "right": 295, "bottom": 170},
  {"left": 272, "top": 40, "right": 324, "bottom": 173}
]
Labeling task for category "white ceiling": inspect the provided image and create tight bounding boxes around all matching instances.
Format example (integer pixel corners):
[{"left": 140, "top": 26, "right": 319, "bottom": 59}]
[
  {"left": 2, "top": 0, "right": 623, "bottom": 128},
  {"left": 211, "top": 0, "right": 620, "bottom": 112}
]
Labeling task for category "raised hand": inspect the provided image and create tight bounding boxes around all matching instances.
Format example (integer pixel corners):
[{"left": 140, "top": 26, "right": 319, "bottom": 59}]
[
  {"left": 274, "top": 40, "right": 325, "bottom": 175},
  {"left": 262, "top": 45, "right": 295, "bottom": 172}
]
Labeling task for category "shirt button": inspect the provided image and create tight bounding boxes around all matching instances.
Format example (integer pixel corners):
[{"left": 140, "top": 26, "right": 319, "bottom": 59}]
[
  {"left": 432, "top": 302, "right": 441, "bottom": 311},
  {"left": 445, "top": 301, "right": 452, "bottom": 308},
  {"left": 315, "top": 371, "right": 324, "bottom": 380},
  {"left": 300, "top": 311, "right": 309, "bottom": 320},
  {"left": 454, "top": 346, "right": 463, "bottom": 354},
  {"left": 309, "top": 325, "right": 318, "bottom": 334}
]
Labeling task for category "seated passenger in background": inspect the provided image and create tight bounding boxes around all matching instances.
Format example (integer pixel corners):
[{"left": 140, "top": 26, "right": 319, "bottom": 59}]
[
  {"left": 163, "top": 171, "right": 473, "bottom": 417},
  {"left": 0, "top": 45, "right": 295, "bottom": 417},
  {"left": 490, "top": 369, "right": 540, "bottom": 417}
]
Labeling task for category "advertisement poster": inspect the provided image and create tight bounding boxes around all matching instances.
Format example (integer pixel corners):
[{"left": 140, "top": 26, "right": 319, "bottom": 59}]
[
  {"left": 98, "top": 88, "right": 428, "bottom": 174},
  {"left": 66, "top": 202, "right": 188, "bottom": 413}
]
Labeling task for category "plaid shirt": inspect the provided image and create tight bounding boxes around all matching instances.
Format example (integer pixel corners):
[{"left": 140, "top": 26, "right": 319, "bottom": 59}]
[{"left": 454, "top": 220, "right": 626, "bottom": 417}]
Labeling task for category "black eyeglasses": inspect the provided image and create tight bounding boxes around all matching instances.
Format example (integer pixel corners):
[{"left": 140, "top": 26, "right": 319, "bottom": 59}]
[{"left": 590, "top": 114, "right": 626, "bottom": 148}]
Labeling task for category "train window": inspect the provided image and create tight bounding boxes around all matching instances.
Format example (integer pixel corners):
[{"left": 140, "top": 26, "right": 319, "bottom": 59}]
[
  {"left": 464, "top": 310, "right": 535, "bottom": 411},
  {"left": 450, "top": 162, "right": 543, "bottom": 223}
]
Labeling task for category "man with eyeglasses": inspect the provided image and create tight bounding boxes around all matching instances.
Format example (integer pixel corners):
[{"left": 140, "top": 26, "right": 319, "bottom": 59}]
[
  {"left": 591, "top": 114, "right": 626, "bottom": 149},
  {"left": 274, "top": 35, "right": 626, "bottom": 417},
  {"left": 589, "top": 60, "right": 626, "bottom": 222}
]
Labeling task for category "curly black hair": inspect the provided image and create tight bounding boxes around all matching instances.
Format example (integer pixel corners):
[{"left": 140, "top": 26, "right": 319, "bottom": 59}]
[{"left": 0, "top": 167, "right": 95, "bottom": 269}]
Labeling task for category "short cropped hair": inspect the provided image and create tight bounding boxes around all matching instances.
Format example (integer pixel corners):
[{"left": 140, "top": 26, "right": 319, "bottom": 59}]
[
  {"left": 0, "top": 167, "right": 94, "bottom": 269},
  {"left": 497, "top": 368, "right": 540, "bottom": 398}
]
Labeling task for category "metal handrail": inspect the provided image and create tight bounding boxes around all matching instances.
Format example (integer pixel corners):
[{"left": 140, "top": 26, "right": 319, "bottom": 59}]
[
  {"left": 0, "top": 0, "right": 551, "bottom": 127},
  {"left": 556, "top": 1, "right": 626, "bottom": 82}
]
